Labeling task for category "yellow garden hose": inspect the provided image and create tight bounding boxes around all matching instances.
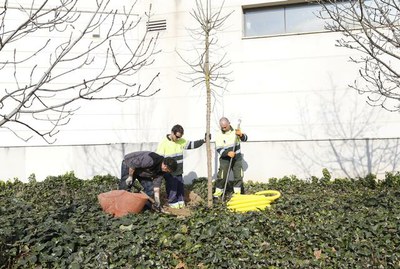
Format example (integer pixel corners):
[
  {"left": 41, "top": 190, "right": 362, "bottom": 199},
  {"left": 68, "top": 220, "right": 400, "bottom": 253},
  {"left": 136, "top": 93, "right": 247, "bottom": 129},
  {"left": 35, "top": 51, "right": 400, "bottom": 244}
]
[{"left": 227, "top": 190, "right": 281, "bottom": 213}]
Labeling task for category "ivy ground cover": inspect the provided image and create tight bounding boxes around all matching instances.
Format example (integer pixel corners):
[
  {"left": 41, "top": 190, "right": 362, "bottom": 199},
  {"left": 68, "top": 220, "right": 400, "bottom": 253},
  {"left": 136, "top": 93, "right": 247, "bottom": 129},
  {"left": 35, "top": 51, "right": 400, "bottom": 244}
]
[{"left": 1, "top": 172, "right": 400, "bottom": 268}]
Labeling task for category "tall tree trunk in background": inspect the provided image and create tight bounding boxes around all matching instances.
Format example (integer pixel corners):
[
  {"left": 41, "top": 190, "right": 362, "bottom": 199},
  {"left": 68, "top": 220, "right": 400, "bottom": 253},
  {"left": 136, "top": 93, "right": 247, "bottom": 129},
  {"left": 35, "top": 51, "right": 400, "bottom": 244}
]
[
  {"left": 177, "top": 0, "right": 233, "bottom": 207},
  {"left": 204, "top": 6, "right": 213, "bottom": 206}
]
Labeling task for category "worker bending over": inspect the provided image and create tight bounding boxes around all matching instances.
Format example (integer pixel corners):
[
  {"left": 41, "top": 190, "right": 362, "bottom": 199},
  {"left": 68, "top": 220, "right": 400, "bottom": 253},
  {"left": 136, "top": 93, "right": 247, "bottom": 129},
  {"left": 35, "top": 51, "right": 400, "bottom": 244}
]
[{"left": 119, "top": 151, "right": 177, "bottom": 210}]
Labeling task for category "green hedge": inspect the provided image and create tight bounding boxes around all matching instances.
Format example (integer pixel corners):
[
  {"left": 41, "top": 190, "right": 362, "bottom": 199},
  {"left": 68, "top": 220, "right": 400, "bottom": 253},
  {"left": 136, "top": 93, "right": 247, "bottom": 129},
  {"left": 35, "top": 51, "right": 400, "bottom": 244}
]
[{"left": 1, "top": 172, "right": 400, "bottom": 268}]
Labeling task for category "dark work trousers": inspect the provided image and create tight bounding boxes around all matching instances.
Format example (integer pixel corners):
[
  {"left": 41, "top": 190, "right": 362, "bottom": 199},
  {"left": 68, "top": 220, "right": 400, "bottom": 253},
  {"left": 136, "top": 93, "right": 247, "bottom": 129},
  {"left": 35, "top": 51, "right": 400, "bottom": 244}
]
[
  {"left": 215, "top": 154, "right": 244, "bottom": 191},
  {"left": 164, "top": 173, "right": 184, "bottom": 203},
  {"left": 119, "top": 160, "right": 130, "bottom": 190}
]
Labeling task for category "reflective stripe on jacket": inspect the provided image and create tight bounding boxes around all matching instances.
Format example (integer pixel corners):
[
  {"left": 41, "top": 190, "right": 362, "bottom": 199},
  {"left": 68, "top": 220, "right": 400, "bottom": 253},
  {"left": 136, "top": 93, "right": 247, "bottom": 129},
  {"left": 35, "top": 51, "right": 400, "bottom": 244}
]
[
  {"left": 156, "top": 135, "right": 204, "bottom": 176},
  {"left": 216, "top": 127, "right": 248, "bottom": 159}
]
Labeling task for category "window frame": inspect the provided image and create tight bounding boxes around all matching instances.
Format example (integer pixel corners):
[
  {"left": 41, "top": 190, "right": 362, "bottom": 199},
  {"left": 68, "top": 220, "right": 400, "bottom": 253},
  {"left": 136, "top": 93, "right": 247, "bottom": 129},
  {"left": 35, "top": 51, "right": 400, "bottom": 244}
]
[{"left": 242, "top": 1, "right": 333, "bottom": 38}]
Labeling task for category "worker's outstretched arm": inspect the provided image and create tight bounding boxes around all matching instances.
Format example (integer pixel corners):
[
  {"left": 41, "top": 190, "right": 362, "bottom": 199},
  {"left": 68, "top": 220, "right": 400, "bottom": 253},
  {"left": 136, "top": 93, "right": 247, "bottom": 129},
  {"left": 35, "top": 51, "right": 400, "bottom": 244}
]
[{"left": 126, "top": 167, "right": 136, "bottom": 185}]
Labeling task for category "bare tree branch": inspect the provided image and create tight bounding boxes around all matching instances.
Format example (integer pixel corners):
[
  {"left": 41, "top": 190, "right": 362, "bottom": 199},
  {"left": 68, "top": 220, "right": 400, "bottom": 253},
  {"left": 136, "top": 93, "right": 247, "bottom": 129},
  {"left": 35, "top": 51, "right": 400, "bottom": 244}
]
[
  {"left": 0, "top": 0, "right": 161, "bottom": 143},
  {"left": 318, "top": 0, "right": 400, "bottom": 112}
]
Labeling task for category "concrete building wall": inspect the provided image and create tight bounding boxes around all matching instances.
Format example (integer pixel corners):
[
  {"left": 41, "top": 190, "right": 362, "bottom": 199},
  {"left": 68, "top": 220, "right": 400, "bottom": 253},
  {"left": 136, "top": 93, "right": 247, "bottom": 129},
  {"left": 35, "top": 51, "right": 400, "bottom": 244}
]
[
  {"left": 1, "top": 0, "right": 399, "bottom": 181},
  {"left": 2, "top": 138, "right": 399, "bottom": 183}
]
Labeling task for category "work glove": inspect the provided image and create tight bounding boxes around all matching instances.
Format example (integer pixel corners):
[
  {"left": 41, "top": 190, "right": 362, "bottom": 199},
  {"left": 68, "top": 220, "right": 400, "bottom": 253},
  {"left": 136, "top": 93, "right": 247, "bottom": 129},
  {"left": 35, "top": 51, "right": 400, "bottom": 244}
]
[
  {"left": 152, "top": 202, "right": 162, "bottom": 212},
  {"left": 154, "top": 192, "right": 160, "bottom": 206},
  {"left": 204, "top": 133, "right": 211, "bottom": 141},
  {"left": 227, "top": 151, "right": 236, "bottom": 158},
  {"left": 235, "top": 129, "right": 243, "bottom": 137},
  {"left": 152, "top": 193, "right": 162, "bottom": 212},
  {"left": 125, "top": 176, "right": 133, "bottom": 186}
]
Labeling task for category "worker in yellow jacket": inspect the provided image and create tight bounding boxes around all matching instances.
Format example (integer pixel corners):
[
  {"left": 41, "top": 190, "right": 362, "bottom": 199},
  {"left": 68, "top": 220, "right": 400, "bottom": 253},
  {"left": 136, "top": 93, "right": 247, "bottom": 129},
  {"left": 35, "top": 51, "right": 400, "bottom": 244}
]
[
  {"left": 213, "top": 117, "right": 248, "bottom": 198},
  {"left": 157, "top": 124, "right": 207, "bottom": 208}
]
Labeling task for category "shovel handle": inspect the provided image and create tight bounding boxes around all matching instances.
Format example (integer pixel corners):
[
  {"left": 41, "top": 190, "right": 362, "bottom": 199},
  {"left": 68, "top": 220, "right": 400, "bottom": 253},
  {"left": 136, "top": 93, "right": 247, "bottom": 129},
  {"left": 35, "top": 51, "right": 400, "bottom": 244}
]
[
  {"left": 131, "top": 183, "right": 155, "bottom": 204},
  {"left": 140, "top": 191, "right": 155, "bottom": 204}
]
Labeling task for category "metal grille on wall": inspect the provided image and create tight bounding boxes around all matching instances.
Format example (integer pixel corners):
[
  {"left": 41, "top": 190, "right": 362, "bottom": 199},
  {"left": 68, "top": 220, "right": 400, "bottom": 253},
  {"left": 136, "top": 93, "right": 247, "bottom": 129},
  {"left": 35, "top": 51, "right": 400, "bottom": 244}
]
[{"left": 147, "top": 19, "right": 167, "bottom": 32}]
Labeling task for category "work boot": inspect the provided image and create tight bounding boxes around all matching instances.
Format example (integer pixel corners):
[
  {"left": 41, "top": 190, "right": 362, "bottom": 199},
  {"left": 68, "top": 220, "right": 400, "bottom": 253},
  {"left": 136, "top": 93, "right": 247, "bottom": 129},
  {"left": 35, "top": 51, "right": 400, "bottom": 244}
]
[
  {"left": 213, "top": 187, "right": 223, "bottom": 204},
  {"left": 168, "top": 202, "right": 180, "bottom": 209},
  {"left": 213, "top": 187, "right": 223, "bottom": 197},
  {"left": 233, "top": 187, "right": 242, "bottom": 195}
]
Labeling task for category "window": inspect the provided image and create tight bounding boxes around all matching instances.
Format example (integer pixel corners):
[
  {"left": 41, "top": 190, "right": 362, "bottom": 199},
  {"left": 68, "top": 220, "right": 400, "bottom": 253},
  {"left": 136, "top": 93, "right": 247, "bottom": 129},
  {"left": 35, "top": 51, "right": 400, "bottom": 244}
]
[
  {"left": 243, "top": 2, "right": 327, "bottom": 37},
  {"left": 244, "top": 7, "right": 285, "bottom": 36},
  {"left": 285, "top": 4, "right": 326, "bottom": 33}
]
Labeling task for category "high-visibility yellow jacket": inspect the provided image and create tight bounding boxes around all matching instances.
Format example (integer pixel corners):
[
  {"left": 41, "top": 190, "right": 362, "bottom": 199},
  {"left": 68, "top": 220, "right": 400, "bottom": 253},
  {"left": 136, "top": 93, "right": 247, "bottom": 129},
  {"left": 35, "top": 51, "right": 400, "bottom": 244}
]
[
  {"left": 156, "top": 135, "right": 205, "bottom": 176},
  {"left": 216, "top": 127, "right": 248, "bottom": 159}
]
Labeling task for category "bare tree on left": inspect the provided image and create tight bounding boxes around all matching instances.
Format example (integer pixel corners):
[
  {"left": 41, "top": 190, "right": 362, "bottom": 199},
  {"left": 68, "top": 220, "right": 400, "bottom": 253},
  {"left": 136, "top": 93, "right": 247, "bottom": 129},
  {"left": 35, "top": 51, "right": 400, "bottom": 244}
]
[{"left": 0, "top": 0, "right": 160, "bottom": 143}]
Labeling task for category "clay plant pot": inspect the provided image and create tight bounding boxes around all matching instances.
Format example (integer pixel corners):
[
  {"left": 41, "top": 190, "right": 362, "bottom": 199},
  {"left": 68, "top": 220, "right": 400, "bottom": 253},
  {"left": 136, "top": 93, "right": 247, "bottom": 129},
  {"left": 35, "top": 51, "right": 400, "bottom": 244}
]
[{"left": 98, "top": 190, "right": 148, "bottom": 217}]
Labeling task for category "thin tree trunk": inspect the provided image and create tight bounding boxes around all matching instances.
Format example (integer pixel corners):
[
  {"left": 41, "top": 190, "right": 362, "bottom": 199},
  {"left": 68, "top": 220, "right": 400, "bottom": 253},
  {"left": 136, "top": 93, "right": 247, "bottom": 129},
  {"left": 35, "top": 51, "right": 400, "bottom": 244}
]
[{"left": 205, "top": 0, "right": 213, "bottom": 207}]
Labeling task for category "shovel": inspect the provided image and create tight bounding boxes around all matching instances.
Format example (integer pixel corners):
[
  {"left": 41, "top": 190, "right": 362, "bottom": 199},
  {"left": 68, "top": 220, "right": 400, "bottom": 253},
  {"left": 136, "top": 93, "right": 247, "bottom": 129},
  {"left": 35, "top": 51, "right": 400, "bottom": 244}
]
[{"left": 132, "top": 182, "right": 169, "bottom": 214}]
